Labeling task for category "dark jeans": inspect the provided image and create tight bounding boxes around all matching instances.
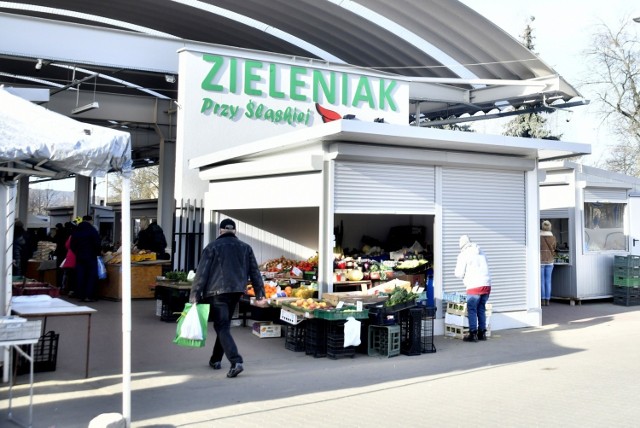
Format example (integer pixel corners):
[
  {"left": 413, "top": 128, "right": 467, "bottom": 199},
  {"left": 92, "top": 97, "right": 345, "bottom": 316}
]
[
  {"left": 207, "top": 293, "right": 243, "bottom": 365},
  {"left": 75, "top": 257, "right": 98, "bottom": 300},
  {"left": 466, "top": 293, "right": 490, "bottom": 332}
]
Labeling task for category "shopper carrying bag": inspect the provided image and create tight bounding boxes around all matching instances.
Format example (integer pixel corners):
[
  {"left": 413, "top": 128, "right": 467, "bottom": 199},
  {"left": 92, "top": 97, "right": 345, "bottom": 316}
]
[{"left": 174, "top": 303, "right": 210, "bottom": 348}]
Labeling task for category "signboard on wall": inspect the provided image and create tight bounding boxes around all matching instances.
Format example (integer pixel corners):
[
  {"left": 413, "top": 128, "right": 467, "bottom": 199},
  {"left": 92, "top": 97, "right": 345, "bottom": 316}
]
[
  {"left": 179, "top": 48, "right": 408, "bottom": 135},
  {"left": 175, "top": 47, "right": 409, "bottom": 199}
]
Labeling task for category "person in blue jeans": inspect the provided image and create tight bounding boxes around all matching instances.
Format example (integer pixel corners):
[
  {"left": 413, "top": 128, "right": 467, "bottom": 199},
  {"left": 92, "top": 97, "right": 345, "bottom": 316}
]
[
  {"left": 189, "top": 218, "right": 268, "bottom": 378},
  {"left": 540, "top": 220, "right": 557, "bottom": 306},
  {"left": 455, "top": 235, "right": 492, "bottom": 342}
]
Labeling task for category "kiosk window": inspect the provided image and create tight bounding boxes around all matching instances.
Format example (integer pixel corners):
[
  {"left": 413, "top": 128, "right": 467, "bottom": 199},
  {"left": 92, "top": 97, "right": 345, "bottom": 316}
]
[{"left": 583, "top": 202, "right": 627, "bottom": 251}]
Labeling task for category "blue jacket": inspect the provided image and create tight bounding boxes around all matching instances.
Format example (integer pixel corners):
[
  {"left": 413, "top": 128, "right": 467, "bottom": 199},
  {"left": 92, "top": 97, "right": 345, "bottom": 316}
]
[{"left": 190, "top": 233, "right": 265, "bottom": 301}]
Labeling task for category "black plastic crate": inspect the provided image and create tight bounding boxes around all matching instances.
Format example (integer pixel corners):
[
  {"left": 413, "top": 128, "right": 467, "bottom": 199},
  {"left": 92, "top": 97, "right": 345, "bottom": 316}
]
[
  {"left": 159, "top": 298, "right": 184, "bottom": 322},
  {"left": 613, "top": 285, "right": 640, "bottom": 298},
  {"left": 399, "top": 308, "right": 423, "bottom": 356},
  {"left": 15, "top": 331, "right": 59, "bottom": 375},
  {"left": 356, "top": 319, "right": 370, "bottom": 354},
  {"left": 285, "top": 323, "right": 306, "bottom": 352},
  {"left": 305, "top": 318, "right": 327, "bottom": 358},
  {"left": 326, "top": 320, "right": 356, "bottom": 359},
  {"left": 368, "top": 307, "right": 398, "bottom": 326},
  {"left": 613, "top": 294, "right": 640, "bottom": 306},
  {"left": 421, "top": 306, "right": 437, "bottom": 354}
]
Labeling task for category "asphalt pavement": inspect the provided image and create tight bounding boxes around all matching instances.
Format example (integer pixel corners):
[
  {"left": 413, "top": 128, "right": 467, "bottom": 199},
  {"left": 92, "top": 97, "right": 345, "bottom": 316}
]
[{"left": 2, "top": 298, "right": 639, "bottom": 428}]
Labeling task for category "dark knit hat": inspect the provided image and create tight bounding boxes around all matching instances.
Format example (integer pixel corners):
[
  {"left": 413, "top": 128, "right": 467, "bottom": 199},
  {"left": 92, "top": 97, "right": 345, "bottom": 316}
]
[{"left": 220, "top": 218, "right": 236, "bottom": 231}]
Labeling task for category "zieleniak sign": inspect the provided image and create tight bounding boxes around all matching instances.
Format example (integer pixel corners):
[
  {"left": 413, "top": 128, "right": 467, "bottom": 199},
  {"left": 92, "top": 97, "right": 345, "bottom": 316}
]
[{"left": 178, "top": 49, "right": 409, "bottom": 131}]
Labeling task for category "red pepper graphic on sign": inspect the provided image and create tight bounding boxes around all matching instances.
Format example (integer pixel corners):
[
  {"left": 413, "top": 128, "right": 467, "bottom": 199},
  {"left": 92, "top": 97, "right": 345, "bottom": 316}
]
[{"left": 315, "top": 103, "right": 342, "bottom": 123}]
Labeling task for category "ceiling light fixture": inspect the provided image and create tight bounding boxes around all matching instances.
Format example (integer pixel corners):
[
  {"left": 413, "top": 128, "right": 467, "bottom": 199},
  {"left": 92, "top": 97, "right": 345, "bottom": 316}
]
[
  {"left": 71, "top": 101, "right": 99, "bottom": 115},
  {"left": 165, "top": 74, "right": 176, "bottom": 83},
  {"left": 35, "top": 58, "right": 43, "bottom": 70}
]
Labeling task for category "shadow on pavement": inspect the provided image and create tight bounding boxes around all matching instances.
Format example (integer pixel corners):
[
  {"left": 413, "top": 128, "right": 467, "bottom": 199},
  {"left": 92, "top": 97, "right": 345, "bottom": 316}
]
[{"left": 2, "top": 297, "right": 637, "bottom": 427}]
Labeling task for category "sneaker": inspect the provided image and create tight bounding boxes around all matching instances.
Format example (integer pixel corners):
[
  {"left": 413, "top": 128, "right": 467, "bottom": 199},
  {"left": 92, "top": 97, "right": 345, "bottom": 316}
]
[
  {"left": 227, "top": 363, "right": 244, "bottom": 378},
  {"left": 209, "top": 358, "right": 221, "bottom": 370},
  {"left": 463, "top": 331, "right": 478, "bottom": 342},
  {"left": 477, "top": 329, "right": 487, "bottom": 341}
]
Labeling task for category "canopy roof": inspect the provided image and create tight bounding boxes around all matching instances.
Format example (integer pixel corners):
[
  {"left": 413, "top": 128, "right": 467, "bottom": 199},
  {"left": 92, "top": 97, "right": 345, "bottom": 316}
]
[
  {"left": 0, "top": 86, "right": 131, "bottom": 182},
  {"left": 0, "top": 1, "right": 582, "bottom": 120}
]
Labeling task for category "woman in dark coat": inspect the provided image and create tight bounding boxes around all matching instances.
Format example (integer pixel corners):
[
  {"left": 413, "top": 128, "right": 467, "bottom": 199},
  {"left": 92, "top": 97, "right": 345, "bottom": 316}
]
[{"left": 12, "top": 220, "right": 30, "bottom": 276}]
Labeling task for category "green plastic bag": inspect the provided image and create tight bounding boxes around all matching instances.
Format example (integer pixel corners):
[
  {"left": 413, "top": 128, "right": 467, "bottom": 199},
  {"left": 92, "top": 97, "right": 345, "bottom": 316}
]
[{"left": 173, "top": 303, "right": 210, "bottom": 348}]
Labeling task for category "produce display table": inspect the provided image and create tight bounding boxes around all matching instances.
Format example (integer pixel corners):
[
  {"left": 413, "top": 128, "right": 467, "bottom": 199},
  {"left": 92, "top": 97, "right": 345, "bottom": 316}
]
[
  {"left": 25, "top": 259, "right": 58, "bottom": 287},
  {"left": 100, "top": 261, "right": 169, "bottom": 300}
]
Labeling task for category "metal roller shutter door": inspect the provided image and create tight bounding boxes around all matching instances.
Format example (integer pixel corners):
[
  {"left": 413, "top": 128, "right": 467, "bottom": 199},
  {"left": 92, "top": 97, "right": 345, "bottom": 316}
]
[
  {"left": 334, "top": 161, "right": 435, "bottom": 214},
  {"left": 442, "top": 168, "right": 527, "bottom": 310},
  {"left": 584, "top": 188, "right": 627, "bottom": 202}
]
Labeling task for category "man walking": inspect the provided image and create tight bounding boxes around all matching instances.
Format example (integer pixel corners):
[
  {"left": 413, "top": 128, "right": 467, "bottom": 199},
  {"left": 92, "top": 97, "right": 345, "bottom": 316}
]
[
  {"left": 190, "top": 218, "right": 268, "bottom": 378},
  {"left": 454, "top": 235, "right": 492, "bottom": 342}
]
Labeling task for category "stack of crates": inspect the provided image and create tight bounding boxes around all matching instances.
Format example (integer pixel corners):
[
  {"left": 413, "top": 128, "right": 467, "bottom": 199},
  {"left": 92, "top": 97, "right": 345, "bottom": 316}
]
[
  {"left": 420, "top": 306, "right": 437, "bottom": 353},
  {"left": 613, "top": 255, "right": 640, "bottom": 306},
  {"left": 444, "top": 301, "right": 492, "bottom": 339},
  {"left": 399, "top": 307, "right": 423, "bottom": 355},
  {"left": 325, "top": 320, "right": 357, "bottom": 359},
  {"left": 304, "top": 318, "right": 327, "bottom": 358},
  {"left": 284, "top": 323, "right": 306, "bottom": 352}
]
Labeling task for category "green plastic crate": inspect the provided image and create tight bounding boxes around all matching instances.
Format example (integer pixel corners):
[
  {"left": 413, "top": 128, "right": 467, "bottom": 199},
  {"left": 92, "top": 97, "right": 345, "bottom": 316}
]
[
  {"left": 614, "top": 255, "right": 640, "bottom": 268},
  {"left": 368, "top": 325, "right": 400, "bottom": 357},
  {"left": 613, "top": 276, "right": 640, "bottom": 287},
  {"left": 313, "top": 308, "right": 369, "bottom": 320}
]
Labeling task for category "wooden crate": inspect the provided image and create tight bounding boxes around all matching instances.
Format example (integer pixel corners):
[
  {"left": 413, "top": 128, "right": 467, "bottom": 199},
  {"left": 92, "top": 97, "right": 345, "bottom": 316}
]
[{"left": 99, "top": 264, "right": 161, "bottom": 300}]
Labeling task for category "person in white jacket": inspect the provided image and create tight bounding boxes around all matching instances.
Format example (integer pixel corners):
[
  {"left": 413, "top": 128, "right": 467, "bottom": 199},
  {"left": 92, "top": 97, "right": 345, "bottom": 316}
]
[{"left": 454, "top": 235, "right": 492, "bottom": 342}]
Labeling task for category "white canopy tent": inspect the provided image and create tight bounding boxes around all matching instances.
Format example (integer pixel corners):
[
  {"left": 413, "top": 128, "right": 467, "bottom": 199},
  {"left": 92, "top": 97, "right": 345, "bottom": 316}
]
[{"left": 0, "top": 86, "right": 135, "bottom": 424}]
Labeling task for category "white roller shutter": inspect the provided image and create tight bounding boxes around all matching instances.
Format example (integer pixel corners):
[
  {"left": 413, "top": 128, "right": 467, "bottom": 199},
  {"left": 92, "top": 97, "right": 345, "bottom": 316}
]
[
  {"left": 442, "top": 168, "right": 527, "bottom": 310},
  {"left": 334, "top": 161, "right": 435, "bottom": 214},
  {"left": 584, "top": 187, "right": 627, "bottom": 201}
]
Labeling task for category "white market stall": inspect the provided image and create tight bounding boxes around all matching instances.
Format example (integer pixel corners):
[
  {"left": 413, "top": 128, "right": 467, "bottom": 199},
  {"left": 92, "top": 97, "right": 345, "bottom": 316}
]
[
  {"left": 189, "top": 119, "right": 592, "bottom": 333},
  {"left": 539, "top": 160, "right": 640, "bottom": 304},
  {"left": 0, "top": 86, "right": 135, "bottom": 423}
]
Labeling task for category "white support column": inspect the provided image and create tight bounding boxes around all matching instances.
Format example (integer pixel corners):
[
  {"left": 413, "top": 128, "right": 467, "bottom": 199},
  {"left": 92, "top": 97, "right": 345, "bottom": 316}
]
[
  {"left": 158, "top": 139, "right": 176, "bottom": 254},
  {"left": 2, "top": 183, "right": 17, "bottom": 383},
  {"left": 16, "top": 176, "right": 29, "bottom": 225},
  {"left": 74, "top": 176, "right": 91, "bottom": 217}
]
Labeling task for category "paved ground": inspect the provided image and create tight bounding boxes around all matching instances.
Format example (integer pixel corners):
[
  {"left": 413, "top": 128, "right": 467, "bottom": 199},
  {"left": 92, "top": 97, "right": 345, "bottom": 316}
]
[{"left": 2, "top": 298, "right": 639, "bottom": 428}]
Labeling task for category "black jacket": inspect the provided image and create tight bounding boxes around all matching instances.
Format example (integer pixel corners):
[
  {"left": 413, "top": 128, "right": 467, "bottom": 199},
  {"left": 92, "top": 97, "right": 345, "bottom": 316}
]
[
  {"left": 12, "top": 229, "right": 29, "bottom": 276},
  {"left": 137, "top": 223, "right": 167, "bottom": 254},
  {"left": 190, "top": 233, "right": 265, "bottom": 301},
  {"left": 70, "top": 222, "right": 101, "bottom": 262}
]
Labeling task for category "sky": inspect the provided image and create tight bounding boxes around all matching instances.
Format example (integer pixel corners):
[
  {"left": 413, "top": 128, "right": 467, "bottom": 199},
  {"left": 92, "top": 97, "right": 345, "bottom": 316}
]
[
  {"left": 460, "top": 0, "right": 640, "bottom": 165},
  {"left": 32, "top": 1, "right": 640, "bottom": 195}
]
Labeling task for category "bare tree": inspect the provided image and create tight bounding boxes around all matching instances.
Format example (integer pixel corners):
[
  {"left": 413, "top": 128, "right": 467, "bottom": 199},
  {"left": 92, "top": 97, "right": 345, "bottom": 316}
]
[
  {"left": 584, "top": 17, "right": 640, "bottom": 175},
  {"left": 108, "top": 165, "right": 160, "bottom": 202},
  {"left": 29, "top": 188, "right": 62, "bottom": 215}
]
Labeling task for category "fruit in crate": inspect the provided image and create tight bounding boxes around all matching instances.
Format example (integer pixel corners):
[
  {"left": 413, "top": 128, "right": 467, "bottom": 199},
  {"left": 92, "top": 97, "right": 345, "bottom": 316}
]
[
  {"left": 288, "top": 298, "right": 330, "bottom": 311},
  {"left": 291, "top": 285, "right": 315, "bottom": 298}
]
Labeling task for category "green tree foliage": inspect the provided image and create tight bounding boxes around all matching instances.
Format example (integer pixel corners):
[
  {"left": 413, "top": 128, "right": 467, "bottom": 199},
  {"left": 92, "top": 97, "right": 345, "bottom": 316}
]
[
  {"left": 503, "top": 112, "right": 561, "bottom": 140},
  {"left": 503, "top": 17, "right": 563, "bottom": 142}
]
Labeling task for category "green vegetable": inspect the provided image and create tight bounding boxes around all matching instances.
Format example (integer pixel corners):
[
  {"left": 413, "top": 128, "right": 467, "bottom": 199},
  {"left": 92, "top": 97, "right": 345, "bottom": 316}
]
[
  {"left": 165, "top": 271, "right": 188, "bottom": 282},
  {"left": 384, "top": 287, "right": 419, "bottom": 307}
]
